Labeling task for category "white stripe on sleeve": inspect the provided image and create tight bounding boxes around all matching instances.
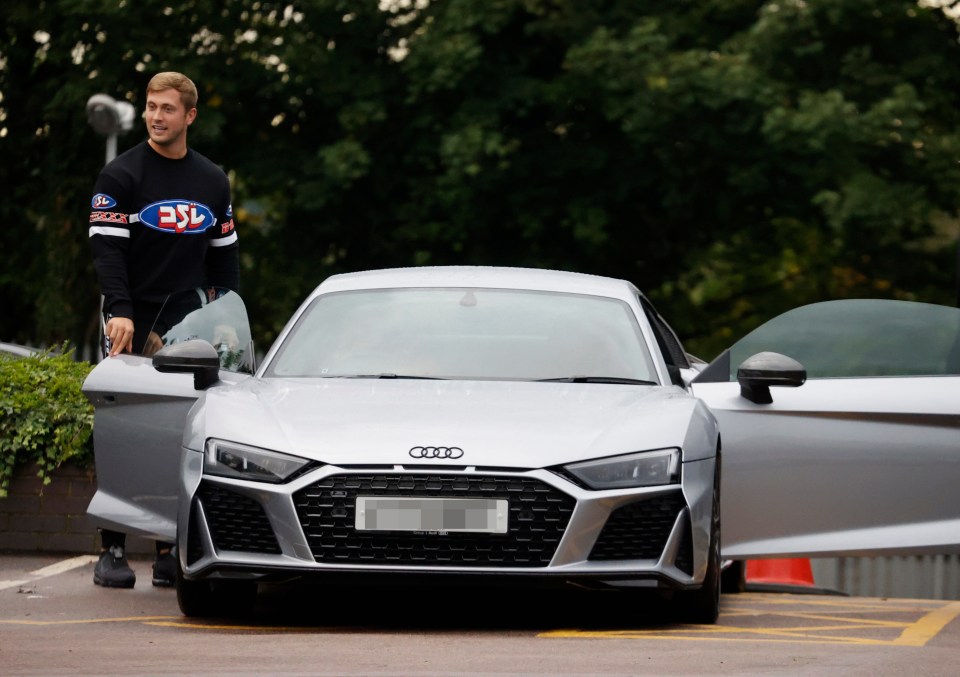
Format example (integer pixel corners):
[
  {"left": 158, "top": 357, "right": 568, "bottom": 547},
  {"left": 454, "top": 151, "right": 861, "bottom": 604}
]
[
  {"left": 209, "top": 232, "right": 238, "bottom": 247},
  {"left": 88, "top": 226, "right": 131, "bottom": 238}
]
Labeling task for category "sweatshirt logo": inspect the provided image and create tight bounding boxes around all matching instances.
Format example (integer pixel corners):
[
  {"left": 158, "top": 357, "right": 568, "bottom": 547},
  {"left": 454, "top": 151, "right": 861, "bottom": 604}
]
[
  {"left": 139, "top": 199, "right": 217, "bottom": 234},
  {"left": 92, "top": 193, "right": 117, "bottom": 209}
]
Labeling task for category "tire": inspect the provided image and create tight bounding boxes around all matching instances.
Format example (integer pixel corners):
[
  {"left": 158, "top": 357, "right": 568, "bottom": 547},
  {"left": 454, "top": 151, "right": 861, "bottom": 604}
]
[
  {"left": 721, "top": 559, "right": 746, "bottom": 594},
  {"left": 675, "top": 453, "right": 721, "bottom": 625},
  {"left": 176, "top": 556, "right": 258, "bottom": 618}
]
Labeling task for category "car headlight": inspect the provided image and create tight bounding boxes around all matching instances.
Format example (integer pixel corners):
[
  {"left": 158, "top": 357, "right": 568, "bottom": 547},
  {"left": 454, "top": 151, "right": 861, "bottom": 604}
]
[
  {"left": 204, "top": 439, "right": 312, "bottom": 483},
  {"left": 564, "top": 449, "right": 680, "bottom": 489}
]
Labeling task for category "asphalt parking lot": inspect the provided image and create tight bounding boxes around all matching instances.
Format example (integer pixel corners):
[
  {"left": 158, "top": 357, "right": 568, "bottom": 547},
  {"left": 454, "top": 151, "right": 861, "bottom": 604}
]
[
  {"left": 2, "top": 553, "right": 959, "bottom": 676},
  {"left": 544, "top": 593, "right": 960, "bottom": 646}
]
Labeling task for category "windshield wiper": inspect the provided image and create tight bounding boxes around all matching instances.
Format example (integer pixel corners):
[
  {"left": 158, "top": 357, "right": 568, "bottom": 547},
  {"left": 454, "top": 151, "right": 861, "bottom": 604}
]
[
  {"left": 535, "top": 376, "right": 657, "bottom": 385},
  {"left": 337, "top": 373, "right": 445, "bottom": 380}
]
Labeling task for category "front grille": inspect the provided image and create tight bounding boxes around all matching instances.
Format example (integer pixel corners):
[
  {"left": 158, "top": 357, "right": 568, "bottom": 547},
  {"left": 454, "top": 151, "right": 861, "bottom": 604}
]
[
  {"left": 293, "top": 474, "right": 575, "bottom": 566},
  {"left": 588, "top": 492, "right": 686, "bottom": 563},
  {"left": 197, "top": 481, "right": 281, "bottom": 554}
]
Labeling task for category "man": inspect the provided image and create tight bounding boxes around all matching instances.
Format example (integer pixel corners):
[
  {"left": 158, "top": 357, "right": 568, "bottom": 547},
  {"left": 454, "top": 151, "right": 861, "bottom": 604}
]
[{"left": 87, "top": 71, "right": 239, "bottom": 588}]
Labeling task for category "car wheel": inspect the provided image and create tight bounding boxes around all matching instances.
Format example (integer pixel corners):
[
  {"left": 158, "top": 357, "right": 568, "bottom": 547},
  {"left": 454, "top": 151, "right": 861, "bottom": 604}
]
[
  {"left": 176, "top": 556, "right": 258, "bottom": 618},
  {"left": 675, "top": 454, "right": 721, "bottom": 625}
]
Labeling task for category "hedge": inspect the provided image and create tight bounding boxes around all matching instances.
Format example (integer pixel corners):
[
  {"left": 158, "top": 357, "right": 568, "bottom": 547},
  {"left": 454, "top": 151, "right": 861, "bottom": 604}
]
[{"left": 0, "top": 345, "right": 94, "bottom": 497}]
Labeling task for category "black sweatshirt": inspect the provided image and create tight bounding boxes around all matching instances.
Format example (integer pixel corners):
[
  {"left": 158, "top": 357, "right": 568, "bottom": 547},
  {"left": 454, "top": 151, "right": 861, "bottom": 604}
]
[{"left": 88, "top": 140, "right": 240, "bottom": 321}]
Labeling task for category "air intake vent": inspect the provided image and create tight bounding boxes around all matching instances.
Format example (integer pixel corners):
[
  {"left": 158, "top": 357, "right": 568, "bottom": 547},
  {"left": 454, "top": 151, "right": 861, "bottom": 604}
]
[
  {"left": 197, "top": 481, "right": 281, "bottom": 554},
  {"left": 588, "top": 492, "right": 686, "bottom": 563}
]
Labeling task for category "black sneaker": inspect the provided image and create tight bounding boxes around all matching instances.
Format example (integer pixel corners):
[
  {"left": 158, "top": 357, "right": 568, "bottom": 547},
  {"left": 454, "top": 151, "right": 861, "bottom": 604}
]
[
  {"left": 93, "top": 545, "right": 136, "bottom": 588},
  {"left": 152, "top": 549, "right": 177, "bottom": 587}
]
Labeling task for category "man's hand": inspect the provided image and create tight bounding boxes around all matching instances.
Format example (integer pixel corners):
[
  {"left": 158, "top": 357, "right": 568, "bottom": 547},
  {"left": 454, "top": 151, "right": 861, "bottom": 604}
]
[{"left": 105, "top": 316, "right": 134, "bottom": 356}]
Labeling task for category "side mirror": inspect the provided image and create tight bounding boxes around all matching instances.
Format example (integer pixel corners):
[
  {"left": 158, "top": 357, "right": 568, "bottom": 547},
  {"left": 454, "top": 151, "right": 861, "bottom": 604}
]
[
  {"left": 737, "top": 351, "right": 806, "bottom": 404},
  {"left": 152, "top": 339, "right": 221, "bottom": 390}
]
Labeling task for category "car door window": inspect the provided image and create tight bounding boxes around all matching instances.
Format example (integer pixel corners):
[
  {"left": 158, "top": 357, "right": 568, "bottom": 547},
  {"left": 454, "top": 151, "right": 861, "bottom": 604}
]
[
  {"left": 158, "top": 288, "right": 256, "bottom": 374},
  {"left": 699, "top": 299, "right": 960, "bottom": 381}
]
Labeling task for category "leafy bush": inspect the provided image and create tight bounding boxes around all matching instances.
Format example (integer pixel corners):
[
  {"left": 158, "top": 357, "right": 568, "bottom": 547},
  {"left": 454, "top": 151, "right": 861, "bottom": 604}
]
[{"left": 0, "top": 344, "right": 94, "bottom": 497}]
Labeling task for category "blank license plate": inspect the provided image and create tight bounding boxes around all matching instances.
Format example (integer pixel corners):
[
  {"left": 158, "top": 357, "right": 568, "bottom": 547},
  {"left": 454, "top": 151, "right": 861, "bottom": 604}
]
[{"left": 355, "top": 497, "right": 508, "bottom": 533}]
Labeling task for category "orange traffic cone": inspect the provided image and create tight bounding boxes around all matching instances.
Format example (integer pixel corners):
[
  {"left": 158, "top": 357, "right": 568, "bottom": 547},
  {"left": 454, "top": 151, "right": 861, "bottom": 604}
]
[{"left": 745, "top": 558, "right": 815, "bottom": 587}]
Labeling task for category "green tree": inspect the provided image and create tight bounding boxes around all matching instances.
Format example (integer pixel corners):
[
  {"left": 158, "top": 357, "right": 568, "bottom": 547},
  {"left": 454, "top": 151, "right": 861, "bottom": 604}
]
[
  {"left": 378, "top": 0, "right": 960, "bottom": 357},
  {"left": 1, "top": 0, "right": 958, "bottom": 362}
]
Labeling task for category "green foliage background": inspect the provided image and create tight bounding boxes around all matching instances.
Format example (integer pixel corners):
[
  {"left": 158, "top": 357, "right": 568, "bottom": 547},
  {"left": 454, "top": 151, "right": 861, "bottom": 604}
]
[
  {"left": 1, "top": 0, "right": 959, "bottom": 362},
  {"left": 0, "top": 349, "right": 94, "bottom": 496}
]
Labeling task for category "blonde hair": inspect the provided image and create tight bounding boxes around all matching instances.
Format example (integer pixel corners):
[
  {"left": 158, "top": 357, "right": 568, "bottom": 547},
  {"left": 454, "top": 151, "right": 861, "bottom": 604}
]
[{"left": 146, "top": 72, "right": 198, "bottom": 111}]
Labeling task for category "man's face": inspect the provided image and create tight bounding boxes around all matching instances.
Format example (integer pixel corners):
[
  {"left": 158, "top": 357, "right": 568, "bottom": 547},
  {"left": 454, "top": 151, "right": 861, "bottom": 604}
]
[{"left": 144, "top": 88, "right": 196, "bottom": 148}]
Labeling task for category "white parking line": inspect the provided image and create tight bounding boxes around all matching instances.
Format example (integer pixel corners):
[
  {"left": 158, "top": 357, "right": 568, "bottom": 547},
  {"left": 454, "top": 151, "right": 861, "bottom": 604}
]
[{"left": 0, "top": 555, "right": 98, "bottom": 591}]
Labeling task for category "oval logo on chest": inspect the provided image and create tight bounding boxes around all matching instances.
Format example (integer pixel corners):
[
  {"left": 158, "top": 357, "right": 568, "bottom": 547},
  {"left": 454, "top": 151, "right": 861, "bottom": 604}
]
[{"left": 139, "top": 200, "right": 217, "bottom": 234}]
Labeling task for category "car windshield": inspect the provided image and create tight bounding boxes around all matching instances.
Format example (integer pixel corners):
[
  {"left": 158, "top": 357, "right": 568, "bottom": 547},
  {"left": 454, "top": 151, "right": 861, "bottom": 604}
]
[{"left": 264, "top": 287, "right": 658, "bottom": 382}]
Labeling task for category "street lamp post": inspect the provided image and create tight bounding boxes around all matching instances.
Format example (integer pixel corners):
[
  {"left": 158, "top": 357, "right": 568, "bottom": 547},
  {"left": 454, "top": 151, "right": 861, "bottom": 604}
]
[
  {"left": 86, "top": 93, "right": 137, "bottom": 362},
  {"left": 86, "top": 94, "right": 137, "bottom": 165}
]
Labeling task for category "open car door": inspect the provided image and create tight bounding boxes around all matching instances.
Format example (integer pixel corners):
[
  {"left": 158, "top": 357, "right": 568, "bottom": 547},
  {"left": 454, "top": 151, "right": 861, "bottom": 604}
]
[
  {"left": 691, "top": 299, "right": 960, "bottom": 559},
  {"left": 82, "top": 288, "right": 255, "bottom": 542}
]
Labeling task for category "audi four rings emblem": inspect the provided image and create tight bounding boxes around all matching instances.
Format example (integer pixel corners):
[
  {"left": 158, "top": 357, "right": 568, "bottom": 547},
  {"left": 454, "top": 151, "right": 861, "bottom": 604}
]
[{"left": 409, "top": 446, "right": 464, "bottom": 459}]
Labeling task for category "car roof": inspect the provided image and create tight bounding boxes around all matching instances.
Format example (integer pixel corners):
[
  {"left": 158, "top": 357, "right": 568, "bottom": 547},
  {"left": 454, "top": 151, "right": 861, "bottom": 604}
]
[
  {"left": 313, "top": 266, "right": 641, "bottom": 298},
  {"left": 0, "top": 342, "right": 38, "bottom": 358}
]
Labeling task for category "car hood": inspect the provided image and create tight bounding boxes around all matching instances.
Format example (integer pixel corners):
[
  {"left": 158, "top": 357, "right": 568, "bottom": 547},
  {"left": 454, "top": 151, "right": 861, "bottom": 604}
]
[{"left": 190, "top": 377, "right": 713, "bottom": 467}]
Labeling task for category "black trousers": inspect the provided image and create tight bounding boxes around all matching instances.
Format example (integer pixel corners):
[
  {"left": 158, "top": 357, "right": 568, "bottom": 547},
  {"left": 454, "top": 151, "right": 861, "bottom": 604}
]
[{"left": 100, "top": 528, "right": 173, "bottom": 555}]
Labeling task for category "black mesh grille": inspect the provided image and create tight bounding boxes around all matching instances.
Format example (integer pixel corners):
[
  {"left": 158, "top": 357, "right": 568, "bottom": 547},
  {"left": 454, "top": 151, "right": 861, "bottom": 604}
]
[
  {"left": 198, "top": 481, "right": 281, "bottom": 554},
  {"left": 293, "top": 474, "right": 575, "bottom": 566},
  {"left": 588, "top": 492, "right": 686, "bottom": 562}
]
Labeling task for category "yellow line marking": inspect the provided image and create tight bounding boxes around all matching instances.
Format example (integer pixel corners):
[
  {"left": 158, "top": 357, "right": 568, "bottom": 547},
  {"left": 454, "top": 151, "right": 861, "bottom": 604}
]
[
  {"left": 893, "top": 601, "right": 960, "bottom": 646},
  {"left": 540, "top": 631, "right": 896, "bottom": 645},
  {"left": 145, "top": 621, "right": 350, "bottom": 632},
  {"left": 542, "top": 630, "right": 920, "bottom": 644},
  {"left": 744, "top": 611, "right": 913, "bottom": 628},
  {"left": 540, "top": 597, "right": 960, "bottom": 646}
]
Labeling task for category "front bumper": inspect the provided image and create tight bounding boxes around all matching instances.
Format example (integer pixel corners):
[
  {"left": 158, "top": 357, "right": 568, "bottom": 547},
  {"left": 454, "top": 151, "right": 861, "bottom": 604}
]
[{"left": 177, "top": 449, "right": 717, "bottom": 591}]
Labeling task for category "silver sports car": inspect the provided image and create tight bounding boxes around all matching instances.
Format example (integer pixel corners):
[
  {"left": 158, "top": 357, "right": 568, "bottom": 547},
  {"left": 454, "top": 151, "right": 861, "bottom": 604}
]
[{"left": 82, "top": 267, "right": 960, "bottom": 623}]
